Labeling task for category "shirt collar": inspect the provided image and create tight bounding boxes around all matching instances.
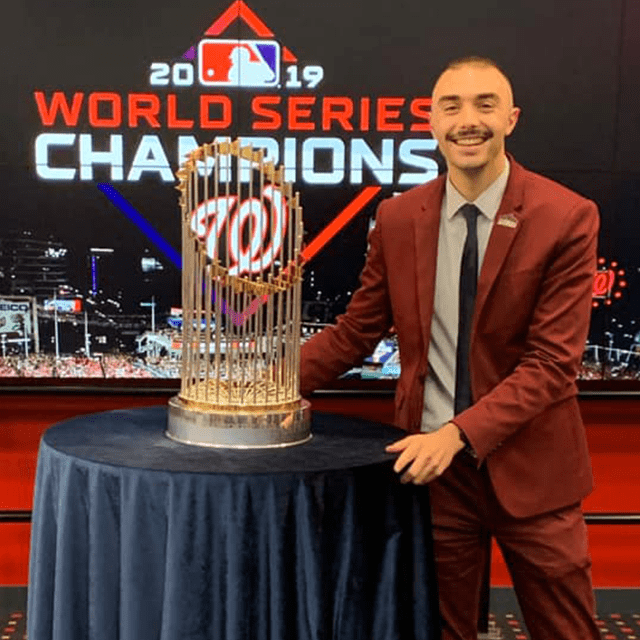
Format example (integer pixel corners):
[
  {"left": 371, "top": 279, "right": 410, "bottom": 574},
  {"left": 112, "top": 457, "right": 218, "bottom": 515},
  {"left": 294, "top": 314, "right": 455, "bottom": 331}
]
[{"left": 445, "top": 155, "right": 510, "bottom": 221}]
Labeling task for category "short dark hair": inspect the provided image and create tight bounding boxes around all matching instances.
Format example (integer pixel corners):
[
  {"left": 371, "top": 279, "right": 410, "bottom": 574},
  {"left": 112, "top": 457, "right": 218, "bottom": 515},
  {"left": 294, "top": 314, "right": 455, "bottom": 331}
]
[{"left": 435, "top": 56, "right": 515, "bottom": 103}]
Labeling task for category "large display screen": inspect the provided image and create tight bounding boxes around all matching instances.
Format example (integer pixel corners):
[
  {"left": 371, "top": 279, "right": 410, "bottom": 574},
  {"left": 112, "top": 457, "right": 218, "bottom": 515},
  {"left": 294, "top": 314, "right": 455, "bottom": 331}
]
[{"left": 1, "top": 0, "right": 639, "bottom": 383}]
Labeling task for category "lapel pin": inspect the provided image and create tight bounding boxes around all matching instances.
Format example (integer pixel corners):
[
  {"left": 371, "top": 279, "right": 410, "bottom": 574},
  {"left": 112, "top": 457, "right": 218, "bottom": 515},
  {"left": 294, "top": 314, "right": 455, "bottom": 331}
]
[{"left": 497, "top": 213, "right": 518, "bottom": 229}]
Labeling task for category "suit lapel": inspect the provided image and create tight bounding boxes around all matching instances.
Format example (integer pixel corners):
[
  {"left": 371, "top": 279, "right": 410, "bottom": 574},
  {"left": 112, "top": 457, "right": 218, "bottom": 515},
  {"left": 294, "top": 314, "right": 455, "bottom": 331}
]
[
  {"left": 413, "top": 153, "right": 526, "bottom": 359},
  {"left": 473, "top": 155, "right": 525, "bottom": 336},
  {"left": 414, "top": 177, "right": 445, "bottom": 357}
]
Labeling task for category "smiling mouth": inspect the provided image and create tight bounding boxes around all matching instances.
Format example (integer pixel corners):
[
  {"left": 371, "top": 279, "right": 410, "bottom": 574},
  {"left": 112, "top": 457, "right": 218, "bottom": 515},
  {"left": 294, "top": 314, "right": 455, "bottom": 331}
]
[{"left": 451, "top": 136, "right": 488, "bottom": 147}]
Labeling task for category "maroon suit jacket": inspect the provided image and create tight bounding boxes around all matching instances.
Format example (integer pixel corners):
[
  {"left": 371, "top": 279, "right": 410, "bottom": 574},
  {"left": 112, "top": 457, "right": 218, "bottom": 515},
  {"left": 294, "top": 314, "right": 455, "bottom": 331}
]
[{"left": 299, "top": 152, "right": 600, "bottom": 518}]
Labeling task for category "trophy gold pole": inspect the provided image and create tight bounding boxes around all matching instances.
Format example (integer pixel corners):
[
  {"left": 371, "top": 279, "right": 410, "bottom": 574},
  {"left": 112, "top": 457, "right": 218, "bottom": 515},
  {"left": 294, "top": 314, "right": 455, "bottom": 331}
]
[{"left": 167, "top": 140, "right": 311, "bottom": 448}]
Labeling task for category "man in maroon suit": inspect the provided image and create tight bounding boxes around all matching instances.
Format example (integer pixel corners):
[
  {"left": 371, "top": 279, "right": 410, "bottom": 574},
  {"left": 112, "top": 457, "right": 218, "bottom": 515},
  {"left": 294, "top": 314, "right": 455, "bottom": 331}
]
[{"left": 298, "top": 57, "right": 601, "bottom": 639}]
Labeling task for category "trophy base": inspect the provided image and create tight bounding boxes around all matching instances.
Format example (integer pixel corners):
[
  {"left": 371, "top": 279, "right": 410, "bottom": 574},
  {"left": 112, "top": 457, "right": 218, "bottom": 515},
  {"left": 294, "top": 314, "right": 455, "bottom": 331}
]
[{"left": 166, "top": 396, "right": 312, "bottom": 448}]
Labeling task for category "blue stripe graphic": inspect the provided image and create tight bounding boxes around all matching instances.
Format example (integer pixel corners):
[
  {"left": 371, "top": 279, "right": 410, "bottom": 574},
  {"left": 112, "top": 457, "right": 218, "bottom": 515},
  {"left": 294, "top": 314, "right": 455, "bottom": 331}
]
[
  {"left": 96, "top": 183, "right": 183, "bottom": 269},
  {"left": 96, "top": 183, "right": 257, "bottom": 325}
]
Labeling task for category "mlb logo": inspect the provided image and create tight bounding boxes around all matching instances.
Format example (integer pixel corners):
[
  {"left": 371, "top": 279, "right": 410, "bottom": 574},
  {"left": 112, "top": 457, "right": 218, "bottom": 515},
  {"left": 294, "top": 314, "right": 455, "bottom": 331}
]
[{"left": 198, "top": 39, "right": 280, "bottom": 87}]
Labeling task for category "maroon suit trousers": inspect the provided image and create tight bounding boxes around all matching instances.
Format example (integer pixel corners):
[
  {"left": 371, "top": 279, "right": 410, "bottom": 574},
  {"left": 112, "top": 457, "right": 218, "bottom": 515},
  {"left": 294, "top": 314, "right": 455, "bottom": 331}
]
[{"left": 428, "top": 450, "right": 601, "bottom": 640}]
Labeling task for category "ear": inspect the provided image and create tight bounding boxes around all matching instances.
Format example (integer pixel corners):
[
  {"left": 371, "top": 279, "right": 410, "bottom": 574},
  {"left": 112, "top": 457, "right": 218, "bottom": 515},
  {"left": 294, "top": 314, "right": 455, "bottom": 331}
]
[{"left": 506, "top": 106, "right": 521, "bottom": 136}]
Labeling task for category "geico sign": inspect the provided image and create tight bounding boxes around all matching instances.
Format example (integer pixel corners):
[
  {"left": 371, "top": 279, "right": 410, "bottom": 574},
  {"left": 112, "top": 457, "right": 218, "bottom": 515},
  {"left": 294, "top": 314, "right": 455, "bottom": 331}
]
[
  {"left": 190, "top": 184, "right": 288, "bottom": 276},
  {"left": 0, "top": 304, "right": 29, "bottom": 312}
]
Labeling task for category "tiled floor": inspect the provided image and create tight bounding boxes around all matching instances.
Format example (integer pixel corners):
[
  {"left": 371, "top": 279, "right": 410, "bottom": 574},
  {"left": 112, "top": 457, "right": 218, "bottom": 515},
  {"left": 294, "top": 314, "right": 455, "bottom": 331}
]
[
  {"left": 0, "top": 587, "right": 26, "bottom": 640},
  {"left": 2, "top": 586, "right": 638, "bottom": 639},
  {"left": 487, "top": 587, "right": 640, "bottom": 639}
]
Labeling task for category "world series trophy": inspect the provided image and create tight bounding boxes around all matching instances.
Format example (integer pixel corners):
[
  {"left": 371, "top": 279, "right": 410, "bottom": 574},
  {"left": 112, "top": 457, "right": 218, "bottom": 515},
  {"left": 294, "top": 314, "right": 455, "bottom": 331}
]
[{"left": 166, "top": 139, "right": 311, "bottom": 448}]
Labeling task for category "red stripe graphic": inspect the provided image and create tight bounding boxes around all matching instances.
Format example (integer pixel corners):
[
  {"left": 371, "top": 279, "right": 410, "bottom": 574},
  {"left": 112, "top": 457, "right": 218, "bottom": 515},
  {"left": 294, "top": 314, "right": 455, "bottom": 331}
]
[
  {"left": 243, "top": 186, "right": 382, "bottom": 318},
  {"left": 301, "top": 186, "right": 381, "bottom": 262},
  {"left": 206, "top": 1, "right": 273, "bottom": 37},
  {"left": 203, "top": 0, "right": 297, "bottom": 62}
]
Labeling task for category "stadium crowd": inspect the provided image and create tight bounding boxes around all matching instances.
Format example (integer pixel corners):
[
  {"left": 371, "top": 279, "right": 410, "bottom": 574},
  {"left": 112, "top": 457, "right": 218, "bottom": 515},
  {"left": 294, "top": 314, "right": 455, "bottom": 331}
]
[
  {"left": 0, "top": 354, "right": 154, "bottom": 378},
  {"left": 0, "top": 355, "right": 637, "bottom": 380}
]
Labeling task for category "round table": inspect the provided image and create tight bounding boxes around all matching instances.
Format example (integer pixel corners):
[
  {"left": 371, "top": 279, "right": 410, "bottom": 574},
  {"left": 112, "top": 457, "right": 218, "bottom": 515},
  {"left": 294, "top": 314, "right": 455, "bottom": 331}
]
[{"left": 28, "top": 407, "right": 440, "bottom": 640}]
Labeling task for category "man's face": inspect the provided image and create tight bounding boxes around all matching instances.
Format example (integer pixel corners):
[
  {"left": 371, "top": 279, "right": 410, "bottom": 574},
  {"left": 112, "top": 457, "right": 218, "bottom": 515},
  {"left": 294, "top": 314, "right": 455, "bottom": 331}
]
[{"left": 430, "top": 65, "right": 520, "bottom": 173}]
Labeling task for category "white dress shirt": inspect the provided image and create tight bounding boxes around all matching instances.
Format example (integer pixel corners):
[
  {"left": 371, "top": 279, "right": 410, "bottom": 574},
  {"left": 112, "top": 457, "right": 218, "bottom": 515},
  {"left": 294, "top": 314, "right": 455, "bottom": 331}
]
[{"left": 420, "top": 156, "right": 511, "bottom": 433}]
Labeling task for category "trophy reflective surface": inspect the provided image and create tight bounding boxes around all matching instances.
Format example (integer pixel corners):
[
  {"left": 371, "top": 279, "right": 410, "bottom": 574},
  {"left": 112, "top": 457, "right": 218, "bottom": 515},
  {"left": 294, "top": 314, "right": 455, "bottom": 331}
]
[{"left": 166, "top": 140, "right": 311, "bottom": 448}]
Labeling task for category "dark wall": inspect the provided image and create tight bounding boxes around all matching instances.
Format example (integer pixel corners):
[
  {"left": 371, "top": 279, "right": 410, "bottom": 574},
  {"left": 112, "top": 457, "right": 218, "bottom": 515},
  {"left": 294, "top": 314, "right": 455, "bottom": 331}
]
[{"left": 1, "top": 0, "right": 639, "bottom": 380}]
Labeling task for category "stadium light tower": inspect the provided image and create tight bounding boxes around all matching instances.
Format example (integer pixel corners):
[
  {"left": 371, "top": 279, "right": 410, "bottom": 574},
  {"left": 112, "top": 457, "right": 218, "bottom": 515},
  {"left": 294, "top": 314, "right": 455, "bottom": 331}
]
[
  {"left": 53, "top": 289, "right": 60, "bottom": 360},
  {"left": 84, "top": 310, "right": 91, "bottom": 357},
  {"left": 140, "top": 296, "right": 156, "bottom": 333},
  {"left": 88, "top": 247, "right": 115, "bottom": 297}
]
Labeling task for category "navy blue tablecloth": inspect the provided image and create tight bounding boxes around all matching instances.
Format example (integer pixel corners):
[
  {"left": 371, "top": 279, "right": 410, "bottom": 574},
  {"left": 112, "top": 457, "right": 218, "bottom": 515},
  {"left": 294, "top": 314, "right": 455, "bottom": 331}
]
[{"left": 28, "top": 407, "right": 440, "bottom": 640}]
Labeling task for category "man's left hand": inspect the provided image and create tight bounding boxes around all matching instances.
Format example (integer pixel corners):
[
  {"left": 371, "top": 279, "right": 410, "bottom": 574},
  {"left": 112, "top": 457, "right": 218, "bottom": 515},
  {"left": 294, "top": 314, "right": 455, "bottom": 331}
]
[{"left": 385, "top": 422, "right": 466, "bottom": 485}]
